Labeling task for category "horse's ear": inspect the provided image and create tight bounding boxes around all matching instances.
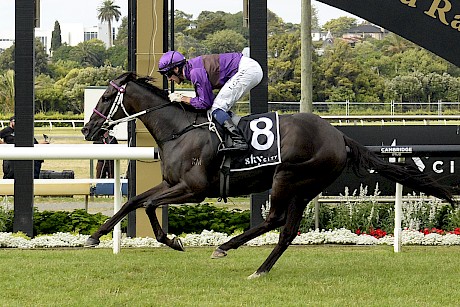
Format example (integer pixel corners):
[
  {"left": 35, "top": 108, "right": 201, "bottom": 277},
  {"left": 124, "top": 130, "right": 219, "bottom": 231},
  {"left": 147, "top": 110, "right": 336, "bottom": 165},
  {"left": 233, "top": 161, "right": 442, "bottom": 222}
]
[
  {"left": 113, "top": 71, "right": 138, "bottom": 85},
  {"left": 137, "top": 76, "right": 155, "bottom": 83}
]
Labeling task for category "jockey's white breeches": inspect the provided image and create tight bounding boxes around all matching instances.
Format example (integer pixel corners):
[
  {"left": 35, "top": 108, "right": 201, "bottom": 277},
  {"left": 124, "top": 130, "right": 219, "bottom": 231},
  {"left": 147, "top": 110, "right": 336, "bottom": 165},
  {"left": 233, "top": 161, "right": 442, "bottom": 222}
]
[{"left": 211, "top": 56, "right": 263, "bottom": 113}]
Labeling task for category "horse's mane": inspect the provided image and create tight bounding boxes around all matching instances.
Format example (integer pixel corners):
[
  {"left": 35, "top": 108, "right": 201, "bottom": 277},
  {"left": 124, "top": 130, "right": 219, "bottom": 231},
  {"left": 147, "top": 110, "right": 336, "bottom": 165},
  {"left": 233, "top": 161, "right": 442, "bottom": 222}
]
[
  {"left": 117, "top": 72, "right": 170, "bottom": 100},
  {"left": 116, "top": 71, "right": 206, "bottom": 115}
]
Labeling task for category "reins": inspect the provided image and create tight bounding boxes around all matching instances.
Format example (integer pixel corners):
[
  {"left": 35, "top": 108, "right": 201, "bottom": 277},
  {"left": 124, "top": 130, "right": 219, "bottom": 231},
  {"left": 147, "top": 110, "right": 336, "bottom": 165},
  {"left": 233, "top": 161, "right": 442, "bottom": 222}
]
[
  {"left": 95, "top": 79, "right": 222, "bottom": 145},
  {"left": 95, "top": 80, "right": 171, "bottom": 130}
]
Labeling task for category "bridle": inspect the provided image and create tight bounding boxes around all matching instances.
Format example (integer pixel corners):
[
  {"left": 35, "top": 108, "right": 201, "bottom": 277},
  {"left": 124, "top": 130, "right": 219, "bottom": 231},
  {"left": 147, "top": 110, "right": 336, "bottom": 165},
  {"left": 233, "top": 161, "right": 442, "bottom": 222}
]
[
  {"left": 93, "top": 78, "right": 222, "bottom": 145},
  {"left": 93, "top": 80, "right": 171, "bottom": 130}
]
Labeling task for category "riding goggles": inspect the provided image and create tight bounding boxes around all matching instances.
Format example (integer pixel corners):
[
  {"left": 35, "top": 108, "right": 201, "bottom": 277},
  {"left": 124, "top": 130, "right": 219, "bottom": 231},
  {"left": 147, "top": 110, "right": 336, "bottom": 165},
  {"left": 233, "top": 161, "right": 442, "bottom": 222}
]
[{"left": 161, "top": 70, "right": 176, "bottom": 78}]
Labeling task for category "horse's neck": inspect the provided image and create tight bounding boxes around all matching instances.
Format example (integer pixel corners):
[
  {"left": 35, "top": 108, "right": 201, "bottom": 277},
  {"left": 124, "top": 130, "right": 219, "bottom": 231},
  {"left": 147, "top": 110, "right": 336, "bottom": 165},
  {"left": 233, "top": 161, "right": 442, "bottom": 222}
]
[{"left": 135, "top": 96, "right": 204, "bottom": 146}]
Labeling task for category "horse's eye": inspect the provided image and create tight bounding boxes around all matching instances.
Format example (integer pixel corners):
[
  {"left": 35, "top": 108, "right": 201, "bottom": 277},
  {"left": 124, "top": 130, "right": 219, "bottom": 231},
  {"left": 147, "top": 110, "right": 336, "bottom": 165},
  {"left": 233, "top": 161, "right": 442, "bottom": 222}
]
[{"left": 102, "top": 96, "right": 111, "bottom": 103}]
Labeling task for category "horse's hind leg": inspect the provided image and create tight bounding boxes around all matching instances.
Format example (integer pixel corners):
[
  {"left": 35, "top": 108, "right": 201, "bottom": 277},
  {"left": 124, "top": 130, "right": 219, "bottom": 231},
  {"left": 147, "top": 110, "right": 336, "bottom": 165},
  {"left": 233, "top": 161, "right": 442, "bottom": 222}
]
[
  {"left": 211, "top": 191, "right": 289, "bottom": 258},
  {"left": 248, "top": 196, "right": 308, "bottom": 279}
]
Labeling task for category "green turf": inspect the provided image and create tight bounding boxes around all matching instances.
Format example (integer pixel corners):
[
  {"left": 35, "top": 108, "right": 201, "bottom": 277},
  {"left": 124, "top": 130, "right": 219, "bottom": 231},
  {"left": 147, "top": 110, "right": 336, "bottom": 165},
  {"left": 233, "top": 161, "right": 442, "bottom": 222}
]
[{"left": 1, "top": 245, "right": 459, "bottom": 306}]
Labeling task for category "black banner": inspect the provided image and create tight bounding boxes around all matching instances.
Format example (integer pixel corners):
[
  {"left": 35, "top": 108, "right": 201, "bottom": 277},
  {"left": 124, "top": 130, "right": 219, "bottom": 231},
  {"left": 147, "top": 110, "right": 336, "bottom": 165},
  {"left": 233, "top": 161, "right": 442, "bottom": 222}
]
[
  {"left": 323, "top": 125, "right": 460, "bottom": 195},
  {"left": 318, "top": 0, "right": 460, "bottom": 67}
]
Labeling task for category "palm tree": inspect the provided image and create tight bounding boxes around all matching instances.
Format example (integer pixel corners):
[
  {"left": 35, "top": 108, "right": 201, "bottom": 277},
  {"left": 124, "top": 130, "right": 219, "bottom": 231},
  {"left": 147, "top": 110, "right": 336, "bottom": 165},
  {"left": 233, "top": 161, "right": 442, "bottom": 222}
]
[{"left": 97, "top": 0, "right": 122, "bottom": 48}]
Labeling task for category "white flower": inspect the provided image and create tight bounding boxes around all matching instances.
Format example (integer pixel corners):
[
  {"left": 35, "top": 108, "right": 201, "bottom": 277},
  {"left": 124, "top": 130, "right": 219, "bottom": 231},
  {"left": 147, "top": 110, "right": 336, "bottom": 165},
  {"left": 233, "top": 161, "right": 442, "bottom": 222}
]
[{"left": 1, "top": 228, "right": 460, "bottom": 248}]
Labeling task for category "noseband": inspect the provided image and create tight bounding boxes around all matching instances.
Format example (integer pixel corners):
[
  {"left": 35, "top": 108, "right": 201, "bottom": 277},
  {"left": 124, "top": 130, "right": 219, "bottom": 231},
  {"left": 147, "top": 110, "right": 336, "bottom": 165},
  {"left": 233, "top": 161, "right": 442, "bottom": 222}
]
[{"left": 93, "top": 80, "right": 170, "bottom": 130}]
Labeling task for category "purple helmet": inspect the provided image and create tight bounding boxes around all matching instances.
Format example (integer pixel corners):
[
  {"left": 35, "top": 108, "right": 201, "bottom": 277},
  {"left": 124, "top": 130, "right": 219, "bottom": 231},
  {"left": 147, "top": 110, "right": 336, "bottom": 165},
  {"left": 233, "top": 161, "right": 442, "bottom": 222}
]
[{"left": 158, "top": 51, "right": 186, "bottom": 74}]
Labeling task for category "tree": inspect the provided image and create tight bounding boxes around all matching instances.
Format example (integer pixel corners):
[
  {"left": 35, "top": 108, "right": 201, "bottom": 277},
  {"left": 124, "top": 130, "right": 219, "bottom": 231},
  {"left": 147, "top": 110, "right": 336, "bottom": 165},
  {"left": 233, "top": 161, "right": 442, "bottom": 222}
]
[
  {"left": 48, "top": 59, "right": 80, "bottom": 80},
  {"left": 51, "top": 44, "right": 74, "bottom": 63},
  {"left": 97, "top": 0, "right": 122, "bottom": 48},
  {"left": 396, "top": 48, "right": 448, "bottom": 76},
  {"left": 421, "top": 72, "right": 449, "bottom": 103},
  {"left": 174, "top": 33, "right": 208, "bottom": 58},
  {"left": 54, "top": 65, "right": 124, "bottom": 113},
  {"left": 35, "top": 39, "right": 50, "bottom": 75},
  {"left": 267, "top": 9, "right": 303, "bottom": 35},
  {"left": 203, "top": 30, "right": 246, "bottom": 54},
  {"left": 446, "top": 76, "right": 460, "bottom": 102},
  {"left": 69, "top": 39, "right": 107, "bottom": 67},
  {"left": 0, "top": 44, "right": 14, "bottom": 71},
  {"left": 0, "top": 39, "right": 49, "bottom": 75},
  {"left": 222, "top": 12, "right": 249, "bottom": 41},
  {"left": 267, "top": 30, "right": 302, "bottom": 101},
  {"left": 378, "top": 33, "right": 414, "bottom": 56},
  {"left": 190, "top": 11, "right": 226, "bottom": 40},
  {"left": 113, "top": 16, "right": 128, "bottom": 47},
  {"left": 50, "top": 21, "right": 62, "bottom": 53},
  {"left": 0, "top": 70, "right": 14, "bottom": 113},
  {"left": 106, "top": 45, "right": 127, "bottom": 69},
  {"left": 35, "top": 74, "right": 67, "bottom": 113},
  {"left": 385, "top": 74, "right": 423, "bottom": 102},
  {"left": 173, "top": 10, "right": 194, "bottom": 34},
  {"left": 323, "top": 17, "right": 358, "bottom": 37},
  {"left": 316, "top": 40, "right": 384, "bottom": 102}
]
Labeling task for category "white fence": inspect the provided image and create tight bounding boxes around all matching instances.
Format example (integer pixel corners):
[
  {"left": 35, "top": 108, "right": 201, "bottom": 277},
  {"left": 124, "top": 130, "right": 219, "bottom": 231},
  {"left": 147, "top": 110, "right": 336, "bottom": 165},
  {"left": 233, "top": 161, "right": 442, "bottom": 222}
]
[
  {"left": 234, "top": 101, "right": 460, "bottom": 117},
  {"left": 0, "top": 120, "right": 85, "bottom": 130},
  {"left": 2, "top": 101, "right": 460, "bottom": 129},
  {"left": 0, "top": 144, "right": 159, "bottom": 254}
]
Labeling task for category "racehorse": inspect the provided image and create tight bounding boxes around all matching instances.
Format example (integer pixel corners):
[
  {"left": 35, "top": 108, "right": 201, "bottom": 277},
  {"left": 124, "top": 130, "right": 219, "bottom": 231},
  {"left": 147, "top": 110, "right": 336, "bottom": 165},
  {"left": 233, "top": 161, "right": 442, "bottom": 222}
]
[{"left": 81, "top": 72, "right": 456, "bottom": 279}]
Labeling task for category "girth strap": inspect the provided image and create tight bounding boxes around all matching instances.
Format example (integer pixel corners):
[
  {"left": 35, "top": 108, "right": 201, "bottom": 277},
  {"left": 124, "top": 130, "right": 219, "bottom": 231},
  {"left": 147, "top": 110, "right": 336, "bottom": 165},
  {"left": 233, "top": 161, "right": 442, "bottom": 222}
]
[{"left": 219, "top": 155, "right": 231, "bottom": 203}]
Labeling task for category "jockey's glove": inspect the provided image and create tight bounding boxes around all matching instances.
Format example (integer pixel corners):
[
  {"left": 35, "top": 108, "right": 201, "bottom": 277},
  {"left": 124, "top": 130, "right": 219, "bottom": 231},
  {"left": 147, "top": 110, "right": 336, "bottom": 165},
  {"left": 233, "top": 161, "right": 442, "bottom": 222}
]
[{"left": 169, "top": 92, "right": 183, "bottom": 103}]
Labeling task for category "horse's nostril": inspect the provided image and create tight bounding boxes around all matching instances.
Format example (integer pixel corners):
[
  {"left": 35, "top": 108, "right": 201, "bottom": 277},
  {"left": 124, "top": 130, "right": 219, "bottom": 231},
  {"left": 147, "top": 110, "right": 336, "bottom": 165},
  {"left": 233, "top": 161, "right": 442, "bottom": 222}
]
[{"left": 81, "top": 127, "right": 88, "bottom": 136}]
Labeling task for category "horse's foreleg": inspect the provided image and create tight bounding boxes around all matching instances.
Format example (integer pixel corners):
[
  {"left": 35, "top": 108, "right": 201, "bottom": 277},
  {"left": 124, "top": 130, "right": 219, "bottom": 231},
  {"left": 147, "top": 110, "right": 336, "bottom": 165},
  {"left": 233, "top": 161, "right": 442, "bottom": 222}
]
[
  {"left": 85, "top": 182, "right": 170, "bottom": 247},
  {"left": 85, "top": 197, "right": 145, "bottom": 247},
  {"left": 144, "top": 205, "right": 184, "bottom": 251},
  {"left": 143, "top": 185, "right": 200, "bottom": 251}
]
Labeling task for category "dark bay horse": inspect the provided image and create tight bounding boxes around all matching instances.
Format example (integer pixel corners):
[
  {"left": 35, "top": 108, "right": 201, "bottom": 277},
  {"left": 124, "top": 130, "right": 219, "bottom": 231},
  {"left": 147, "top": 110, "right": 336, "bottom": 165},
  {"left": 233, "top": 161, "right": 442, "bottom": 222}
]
[{"left": 81, "top": 72, "right": 456, "bottom": 279}]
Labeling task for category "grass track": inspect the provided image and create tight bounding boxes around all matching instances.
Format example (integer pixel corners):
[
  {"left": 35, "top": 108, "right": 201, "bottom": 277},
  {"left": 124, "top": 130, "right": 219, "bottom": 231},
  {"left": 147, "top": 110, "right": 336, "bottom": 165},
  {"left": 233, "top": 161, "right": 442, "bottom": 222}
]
[{"left": 1, "top": 245, "right": 460, "bottom": 306}]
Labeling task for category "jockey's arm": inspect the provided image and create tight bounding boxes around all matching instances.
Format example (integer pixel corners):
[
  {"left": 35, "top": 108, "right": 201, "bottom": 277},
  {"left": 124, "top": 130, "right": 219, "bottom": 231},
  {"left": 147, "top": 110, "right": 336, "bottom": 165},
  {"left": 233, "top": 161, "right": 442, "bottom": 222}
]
[
  {"left": 181, "top": 96, "right": 191, "bottom": 105},
  {"left": 189, "top": 68, "right": 214, "bottom": 109}
]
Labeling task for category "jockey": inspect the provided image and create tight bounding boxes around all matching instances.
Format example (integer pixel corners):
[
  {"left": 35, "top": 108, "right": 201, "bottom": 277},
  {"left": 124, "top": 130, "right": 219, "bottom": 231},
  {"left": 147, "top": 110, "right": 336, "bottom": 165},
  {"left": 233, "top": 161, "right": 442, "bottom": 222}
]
[{"left": 158, "top": 51, "right": 263, "bottom": 152}]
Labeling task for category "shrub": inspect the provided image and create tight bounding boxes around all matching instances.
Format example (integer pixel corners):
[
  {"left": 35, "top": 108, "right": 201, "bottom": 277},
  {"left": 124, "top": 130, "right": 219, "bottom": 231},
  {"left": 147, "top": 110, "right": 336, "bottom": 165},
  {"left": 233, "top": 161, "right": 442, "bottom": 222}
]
[
  {"left": 0, "top": 208, "right": 116, "bottom": 236},
  {"left": 298, "top": 185, "right": 460, "bottom": 234},
  {"left": 33, "top": 209, "right": 112, "bottom": 235},
  {"left": 168, "top": 203, "right": 250, "bottom": 235},
  {"left": 0, "top": 204, "right": 13, "bottom": 232}
]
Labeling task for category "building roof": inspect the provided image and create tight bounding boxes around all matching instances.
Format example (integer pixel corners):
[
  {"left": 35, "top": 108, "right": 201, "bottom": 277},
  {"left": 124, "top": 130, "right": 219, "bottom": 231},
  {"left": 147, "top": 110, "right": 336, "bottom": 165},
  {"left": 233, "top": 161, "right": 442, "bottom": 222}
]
[{"left": 347, "top": 24, "right": 387, "bottom": 34}]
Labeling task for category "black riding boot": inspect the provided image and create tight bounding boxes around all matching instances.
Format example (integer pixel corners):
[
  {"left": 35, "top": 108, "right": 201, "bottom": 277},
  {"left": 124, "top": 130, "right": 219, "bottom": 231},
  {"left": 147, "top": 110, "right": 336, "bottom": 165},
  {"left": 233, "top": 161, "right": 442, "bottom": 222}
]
[{"left": 220, "top": 120, "right": 248, "bottom": 152}]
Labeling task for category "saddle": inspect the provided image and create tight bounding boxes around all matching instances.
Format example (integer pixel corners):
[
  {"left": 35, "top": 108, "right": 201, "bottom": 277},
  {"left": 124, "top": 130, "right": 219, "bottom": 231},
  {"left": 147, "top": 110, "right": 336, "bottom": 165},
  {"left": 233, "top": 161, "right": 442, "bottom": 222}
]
[{"left": 212, "top": 112, "right": 282, "bottom": 201}]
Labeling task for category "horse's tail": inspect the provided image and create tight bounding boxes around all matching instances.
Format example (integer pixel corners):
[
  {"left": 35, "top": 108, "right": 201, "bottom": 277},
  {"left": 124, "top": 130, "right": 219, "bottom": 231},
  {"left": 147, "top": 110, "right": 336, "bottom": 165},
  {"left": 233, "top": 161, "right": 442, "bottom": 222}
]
[{"left": 343, "top": 135, "right": 457, "bottom": 206}]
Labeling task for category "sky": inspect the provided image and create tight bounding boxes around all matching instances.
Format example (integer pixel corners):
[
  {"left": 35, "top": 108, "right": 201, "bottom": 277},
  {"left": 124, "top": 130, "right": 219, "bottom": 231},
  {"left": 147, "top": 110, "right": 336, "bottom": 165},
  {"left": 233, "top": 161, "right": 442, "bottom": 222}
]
[{"left": 0, "top": 0, "right": 358, "bottom": 35}]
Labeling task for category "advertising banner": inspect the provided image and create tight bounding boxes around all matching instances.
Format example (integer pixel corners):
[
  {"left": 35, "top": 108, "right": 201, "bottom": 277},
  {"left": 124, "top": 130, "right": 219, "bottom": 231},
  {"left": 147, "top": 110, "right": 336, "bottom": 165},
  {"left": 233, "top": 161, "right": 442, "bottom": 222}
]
[{"left": 323, "top": 126, "right": 460, "bottom": 195}]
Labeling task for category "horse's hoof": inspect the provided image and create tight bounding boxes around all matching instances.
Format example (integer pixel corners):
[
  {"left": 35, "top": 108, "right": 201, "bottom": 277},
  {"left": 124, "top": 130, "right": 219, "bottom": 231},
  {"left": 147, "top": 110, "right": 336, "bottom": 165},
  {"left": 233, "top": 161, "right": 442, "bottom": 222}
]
[
  {"left": 247, "top": 271, "right": 267, "bottom": 280},
  {"left": 171, "top": 237, "right": 185, "bottom": 252},
  {"left": 210, "top": 248, "right": 227, "bottom": 259},
  {"left": 85, "top": 237, "right": 100, "bottom": 248}
]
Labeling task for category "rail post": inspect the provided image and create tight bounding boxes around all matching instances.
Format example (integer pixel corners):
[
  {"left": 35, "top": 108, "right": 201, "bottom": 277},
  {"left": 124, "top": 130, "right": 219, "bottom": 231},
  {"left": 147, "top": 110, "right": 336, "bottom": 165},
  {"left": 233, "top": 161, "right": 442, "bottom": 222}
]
[
  {"left": 113, "top": 160, "right": 122, "bottom": 254},
  {"left": 393, "top": 157, "right": 404, "bottom": 252},
  {"left": 372, "top": 145, "right": 414, "bottom": 252}
]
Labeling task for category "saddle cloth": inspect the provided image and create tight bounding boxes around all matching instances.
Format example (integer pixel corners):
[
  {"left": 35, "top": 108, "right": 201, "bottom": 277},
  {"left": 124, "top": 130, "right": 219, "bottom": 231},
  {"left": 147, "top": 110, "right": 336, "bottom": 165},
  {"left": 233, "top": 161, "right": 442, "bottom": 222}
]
[{"left": 230, "top": 112, "right": 281, "bottom": 172}]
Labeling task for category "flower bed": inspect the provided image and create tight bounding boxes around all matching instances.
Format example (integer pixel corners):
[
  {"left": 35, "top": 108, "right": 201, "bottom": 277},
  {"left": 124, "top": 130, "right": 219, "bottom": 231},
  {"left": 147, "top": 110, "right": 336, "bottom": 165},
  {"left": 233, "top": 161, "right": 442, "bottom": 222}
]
[{"left": 2, "top": 228, "right": 460, "bottom": 248}]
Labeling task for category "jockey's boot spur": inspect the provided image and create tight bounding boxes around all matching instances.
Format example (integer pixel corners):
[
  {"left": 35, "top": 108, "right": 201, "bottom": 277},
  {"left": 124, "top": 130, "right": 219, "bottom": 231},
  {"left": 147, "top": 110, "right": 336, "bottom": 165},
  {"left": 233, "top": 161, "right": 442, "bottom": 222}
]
[{"left": 220, "top": 119, "right": 249, "bottom": 152}]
